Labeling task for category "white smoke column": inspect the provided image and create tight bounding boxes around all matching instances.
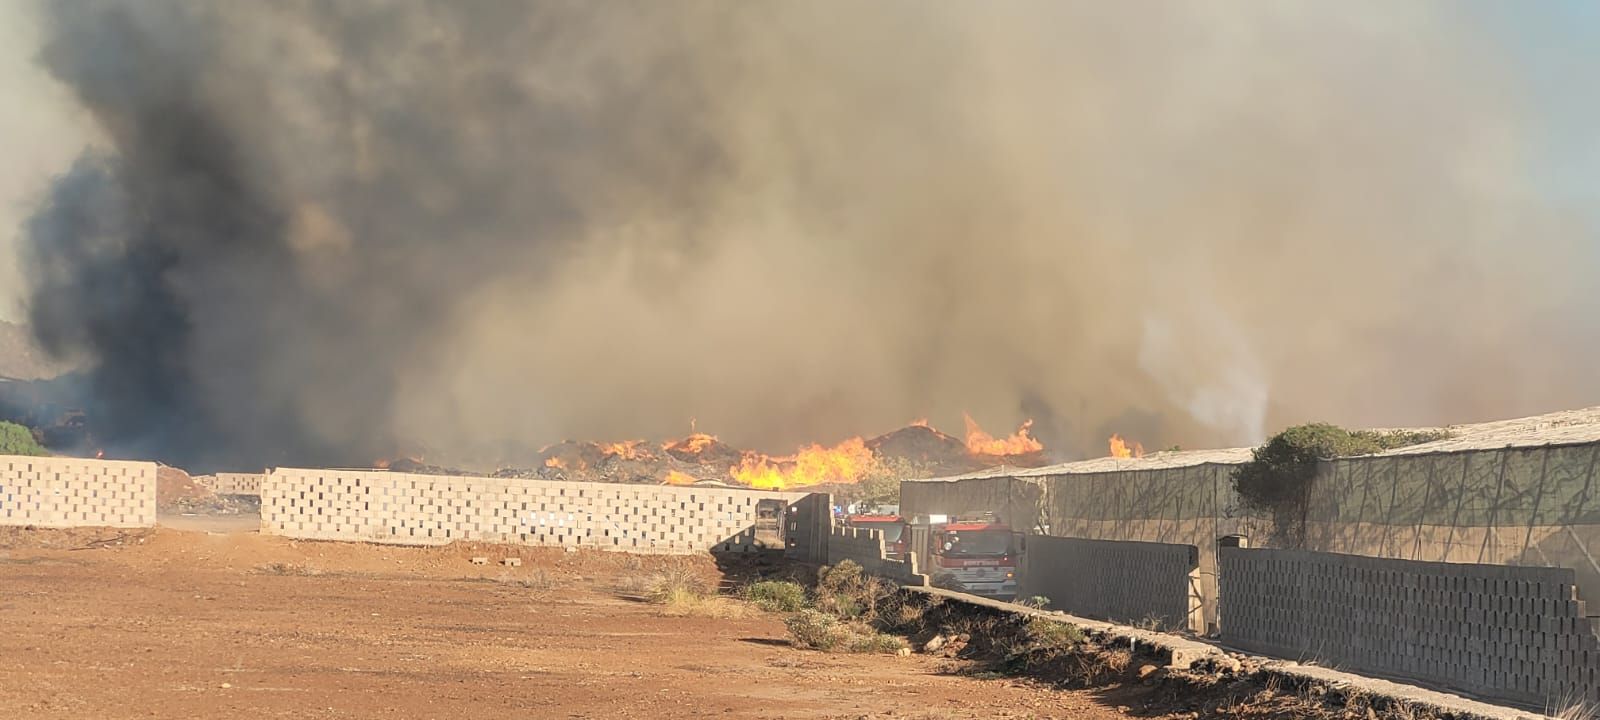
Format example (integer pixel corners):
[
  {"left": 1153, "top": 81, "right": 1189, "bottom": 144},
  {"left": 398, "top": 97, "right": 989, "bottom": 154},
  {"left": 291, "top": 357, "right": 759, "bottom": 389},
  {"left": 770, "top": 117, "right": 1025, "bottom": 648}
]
[{"left": 1138, "top": 312, "right": 1269, "bottom": 446}]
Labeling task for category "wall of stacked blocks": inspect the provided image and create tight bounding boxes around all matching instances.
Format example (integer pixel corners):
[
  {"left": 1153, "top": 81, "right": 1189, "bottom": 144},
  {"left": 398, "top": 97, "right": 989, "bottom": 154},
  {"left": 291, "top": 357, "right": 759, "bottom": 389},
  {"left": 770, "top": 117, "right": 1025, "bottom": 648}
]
[
  {"left": 202, "top": 472, "right": 265, "bottom": 495},
  {"left": 260, "top": 467, "right": 806, "bottom": 554},
  {"left": 825, "top": 524, "right": 927, "bottom": 587},
  {"left": 0, "top": 455, "right": 156, "bottom": 528},
  {"left": 1221, "top": 546, "right": 1600, "bottom": 708},
  {"left": 1020, "top": 535, "right": 1203, "bottom": 633}
]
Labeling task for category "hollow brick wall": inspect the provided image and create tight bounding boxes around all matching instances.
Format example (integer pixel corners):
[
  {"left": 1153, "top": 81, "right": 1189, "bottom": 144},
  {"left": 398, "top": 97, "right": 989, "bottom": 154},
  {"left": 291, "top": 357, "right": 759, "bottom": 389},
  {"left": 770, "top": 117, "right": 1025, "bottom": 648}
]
[
  {"left": 261, "top": 468, "right": 806, "bottom": 554},
  {"left": 0, "top": 455, "right": 156, "bottom": 528}
]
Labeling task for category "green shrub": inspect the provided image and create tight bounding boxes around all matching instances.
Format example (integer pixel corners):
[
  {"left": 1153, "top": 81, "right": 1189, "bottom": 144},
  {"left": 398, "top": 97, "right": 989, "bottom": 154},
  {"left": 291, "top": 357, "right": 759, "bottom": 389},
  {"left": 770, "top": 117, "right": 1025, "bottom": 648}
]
[
  {"left": 874, "top": 592, "right": 930, "bottom": 634},
  {"left": 1232, "top": 423, "right": 1451, "bottom": 547},
  {"left": 1024, "top": 617, "right": 1083, "bottom": 648},
  {"left": 784, "top": 609, "right": 906, "bottom": 654},
  {"left": 0, "top": 421, "right": 46, "bottom": 457},
  {"left": 744, "top": 580, "right": 807, "bottom": 612},
  {"left": 994, "top": 617, "right": 1086, "bottom": 671},
  {"left": 785, "top": 609, "right": 847, "bottom": 650},
  {"left": 846, "top": 632, "right": 908, "bottom": 654},
  {"left": 815, "top": 560, "right": 887, "bottom": 620},
  {"left": 647, "top": 560, "right": 713, "bottom": 605}
]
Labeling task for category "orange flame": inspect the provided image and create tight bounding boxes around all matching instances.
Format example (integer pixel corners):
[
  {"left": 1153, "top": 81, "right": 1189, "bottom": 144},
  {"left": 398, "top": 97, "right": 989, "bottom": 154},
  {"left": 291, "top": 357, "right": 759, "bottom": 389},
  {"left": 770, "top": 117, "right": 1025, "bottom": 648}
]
[
  {"left": 730, "top": 437, "right": 879, "bottom": 491},
  {"left": 663, "top": 470, "right": 698, "bottom": 486},
  {"left": 1108, "top": 434, "right": 1144, "bottom": 459},
  {"left": 544, "top": 456, "right": 567, "bottom": 469},
  {"left": 963, "top": 414, "right": 1044, "bottom": 456},
  {"left": 600, "top": 440, "right": 652, "bottom": 461},
  {"left": 663, "top": 432, "right": 718, "bottom": 455}
]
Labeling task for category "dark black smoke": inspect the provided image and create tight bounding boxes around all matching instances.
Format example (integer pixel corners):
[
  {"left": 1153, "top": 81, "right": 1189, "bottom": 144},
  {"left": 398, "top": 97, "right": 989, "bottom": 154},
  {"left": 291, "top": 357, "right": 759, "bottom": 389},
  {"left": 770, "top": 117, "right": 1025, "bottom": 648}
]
[
  {"left": 19, "top": 1, "right": 1600, "bottom": 471},
  {"left": 21, "top": 1, "right": 729, "bottom": 469}
]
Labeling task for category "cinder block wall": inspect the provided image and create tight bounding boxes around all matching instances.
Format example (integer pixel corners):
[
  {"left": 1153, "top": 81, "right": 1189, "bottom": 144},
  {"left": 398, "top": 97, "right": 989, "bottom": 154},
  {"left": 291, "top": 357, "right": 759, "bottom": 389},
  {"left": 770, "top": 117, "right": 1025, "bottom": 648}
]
[
  {"left": 826, "top": 525, "right": 927, "bottom": 586},
  {"left": 0, "top": 455, "right": 157, "bottom": 528},
  {"left": 1040, "top": 463, "right": 1271, "bottom": 632},
  {"left": 206, "top": 472, "right": 264, "bottom": 495},
  {"left": 261, "top": 468, "right": 806, "bottom": 554},
  {"left": 1303, "top": 446, "right": 1600, "bottom": 609},
  {"left": 1022, "top": 535, "right": 1202, "bottom": 632},
  {"left": 1220, "top": 546, "right": 1600, "bottom": 708}
]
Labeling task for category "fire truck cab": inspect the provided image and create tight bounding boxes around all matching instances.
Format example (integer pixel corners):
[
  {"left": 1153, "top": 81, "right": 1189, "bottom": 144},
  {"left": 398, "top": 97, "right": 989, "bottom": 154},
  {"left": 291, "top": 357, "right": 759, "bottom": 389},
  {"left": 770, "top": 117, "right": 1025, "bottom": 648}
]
[
  {"left": 842, "top": 513, "right": 909, "bottom": 561},
  {"left": 916, "top": 512, "right": 1021, "bottom": 600}
]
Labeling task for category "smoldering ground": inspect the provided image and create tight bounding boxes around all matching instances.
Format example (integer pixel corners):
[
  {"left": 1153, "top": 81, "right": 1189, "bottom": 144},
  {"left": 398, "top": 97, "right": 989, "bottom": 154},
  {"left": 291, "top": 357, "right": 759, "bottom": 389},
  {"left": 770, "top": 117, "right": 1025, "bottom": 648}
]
[{"left": 17, "top": 1, "right": 1600, "bottom": 470}]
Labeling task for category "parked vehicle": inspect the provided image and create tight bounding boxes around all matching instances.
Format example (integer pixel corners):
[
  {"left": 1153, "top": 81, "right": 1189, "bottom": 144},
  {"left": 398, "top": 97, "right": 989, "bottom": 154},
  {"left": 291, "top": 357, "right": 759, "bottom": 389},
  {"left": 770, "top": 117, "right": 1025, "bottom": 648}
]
[
  {"left": 916, "top": 512, "right": 1020, "bottom": 599},
  {"left": 842, "top": 513, "right": 909, "bottom": 561}
]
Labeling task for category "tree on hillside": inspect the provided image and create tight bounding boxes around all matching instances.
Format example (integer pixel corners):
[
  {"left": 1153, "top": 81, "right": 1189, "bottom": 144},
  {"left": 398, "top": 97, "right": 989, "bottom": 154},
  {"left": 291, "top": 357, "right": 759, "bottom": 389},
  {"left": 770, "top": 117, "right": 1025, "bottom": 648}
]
[{"left": 0, "top": 421, "right": 48, "bottom": 457}]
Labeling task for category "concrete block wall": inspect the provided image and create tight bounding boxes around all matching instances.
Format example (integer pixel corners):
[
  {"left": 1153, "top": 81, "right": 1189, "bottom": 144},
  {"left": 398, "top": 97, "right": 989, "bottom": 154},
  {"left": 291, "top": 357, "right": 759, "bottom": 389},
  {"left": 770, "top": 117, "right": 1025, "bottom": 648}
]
[
  {"left": 784, "top": 493, "right": 832, "bottom": 562},
  {"left": 827, "top": 524, "right": 928, "bottom": 587},
  {"left": 1304, "top": 446, "right": 1600, "bottom": 609},
  {"left": 1039, "top": 462, "right": 1270, "bottom": 632},
  {"left": 205, "top": 472, "right": 264, "bottom": 496},
  {"left": 1022, "top": 535, "right": 1202, "bottom": 632},
  {"left": 261, "top": 468, "right": 807, "bottom": 554},
  {"left": 1220, "top": 546, "right": 1600, "bottom": 708},
  {"left": 0, "top": 455, "right": 156, "bottom": 528}
]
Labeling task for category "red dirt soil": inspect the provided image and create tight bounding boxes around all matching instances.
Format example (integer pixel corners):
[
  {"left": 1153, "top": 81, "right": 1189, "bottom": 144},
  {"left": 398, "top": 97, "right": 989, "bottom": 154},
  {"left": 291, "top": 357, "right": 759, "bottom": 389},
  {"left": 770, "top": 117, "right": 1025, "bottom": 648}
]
[{"left": 0, "top": 527, "right": 1155, "bottom": 719}]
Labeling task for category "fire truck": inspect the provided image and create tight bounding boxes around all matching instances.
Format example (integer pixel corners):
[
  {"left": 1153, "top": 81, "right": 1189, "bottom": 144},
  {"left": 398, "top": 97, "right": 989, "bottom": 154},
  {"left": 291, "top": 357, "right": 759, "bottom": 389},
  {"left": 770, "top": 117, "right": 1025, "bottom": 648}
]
[
  {"left": 913, "top": 512, "right": 1021, "bottom": 600},
  {"left": 842, "top": 513, "right": 909, "bottom": 561}
]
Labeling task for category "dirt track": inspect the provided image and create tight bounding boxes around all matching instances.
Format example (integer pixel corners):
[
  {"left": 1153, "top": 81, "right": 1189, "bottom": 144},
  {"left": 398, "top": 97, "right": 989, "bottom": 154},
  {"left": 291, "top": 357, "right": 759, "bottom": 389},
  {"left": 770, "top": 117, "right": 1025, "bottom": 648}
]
[{"left": 0, "top": 525, "right": 1152, "bottom": 719}]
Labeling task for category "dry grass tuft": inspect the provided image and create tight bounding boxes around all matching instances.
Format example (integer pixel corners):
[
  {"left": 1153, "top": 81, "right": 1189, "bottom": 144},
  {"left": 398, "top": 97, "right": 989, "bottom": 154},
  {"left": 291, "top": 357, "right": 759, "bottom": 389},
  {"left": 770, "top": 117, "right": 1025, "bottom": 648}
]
[
  {"left": 647, "top": 559, "right": 714, "bottom": 604},
  {"left": 257, "top": 562, "right": 321, "bottom": 576},
  {"left": 814, "top": 560, "right": 890, "bottom": 620},
  {"left": 512, "top": 568, "right": 557, "bottom": 591},
  {"left": 660, "top": 592, "right": 752, "bottom": 619},
  {"left": 743, "top": 580, "right": 807, "bottom": 612},
  {"left": 638, "top": 557, "right": 747, "bottom": 617},
  {"left": 1551, "top": 698, "right": 1598, "bottom": 720},
  {"left": 784, "top": 609, "right": 906, "bottom": 654}
]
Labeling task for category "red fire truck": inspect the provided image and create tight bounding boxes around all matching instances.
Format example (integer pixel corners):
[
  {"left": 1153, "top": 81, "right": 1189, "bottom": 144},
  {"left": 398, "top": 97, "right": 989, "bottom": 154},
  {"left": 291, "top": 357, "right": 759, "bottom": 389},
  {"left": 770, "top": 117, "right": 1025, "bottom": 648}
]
[
  {"left": 919, "top": 512, "right": 1020, "bottom": 599},
  {"left": 842, "top": 513, "right": 910, "bottom": 561}
]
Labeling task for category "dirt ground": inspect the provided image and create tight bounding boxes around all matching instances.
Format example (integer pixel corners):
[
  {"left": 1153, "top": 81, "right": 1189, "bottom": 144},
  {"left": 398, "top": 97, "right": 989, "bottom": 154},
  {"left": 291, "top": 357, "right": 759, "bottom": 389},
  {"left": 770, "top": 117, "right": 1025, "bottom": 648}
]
[{"left": 0, "top": 524, "right": 1161, "bottom": 720}]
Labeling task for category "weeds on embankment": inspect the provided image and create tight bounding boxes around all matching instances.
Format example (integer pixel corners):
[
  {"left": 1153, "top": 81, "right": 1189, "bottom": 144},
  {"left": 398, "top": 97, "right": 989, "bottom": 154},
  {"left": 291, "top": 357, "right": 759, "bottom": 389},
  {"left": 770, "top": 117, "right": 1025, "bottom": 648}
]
[
  {"left": 775, "top": 561, "right": 908, "bottom": 654},
  {"left": 646, "top": 558, "right": 1539, "bottom": 718},
  {"left": 880, "top": 592, "right": 1531, "bottom": 720},
  {"left": 743, "top": 580, "right": 807, "bottom": 612},
  {"left": 632, "top": 557, "right": 751, "bottom": 618}
]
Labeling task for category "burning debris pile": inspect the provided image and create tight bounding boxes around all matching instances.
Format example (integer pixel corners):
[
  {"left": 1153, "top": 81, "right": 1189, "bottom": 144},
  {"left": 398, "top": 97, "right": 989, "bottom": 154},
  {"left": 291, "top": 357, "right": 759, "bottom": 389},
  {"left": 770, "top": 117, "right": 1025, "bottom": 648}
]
[{"left": 381, "top": 417, "right": 1054, "bottom": 492}]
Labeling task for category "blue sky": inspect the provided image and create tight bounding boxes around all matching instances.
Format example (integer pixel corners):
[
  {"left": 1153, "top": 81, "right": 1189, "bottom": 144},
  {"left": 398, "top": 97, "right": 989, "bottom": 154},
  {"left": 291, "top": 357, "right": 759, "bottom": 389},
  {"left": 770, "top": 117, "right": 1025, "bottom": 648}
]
[{"left": 1479, "top": 1, "right": 1600, "bottom": 210}]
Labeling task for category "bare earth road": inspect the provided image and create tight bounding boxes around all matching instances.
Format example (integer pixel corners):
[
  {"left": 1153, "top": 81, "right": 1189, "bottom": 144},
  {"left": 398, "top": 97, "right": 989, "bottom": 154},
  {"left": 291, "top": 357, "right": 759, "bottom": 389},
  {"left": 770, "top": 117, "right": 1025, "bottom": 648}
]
[{"left": 0, "top": 527, "right": 1152, "bottom": 719}]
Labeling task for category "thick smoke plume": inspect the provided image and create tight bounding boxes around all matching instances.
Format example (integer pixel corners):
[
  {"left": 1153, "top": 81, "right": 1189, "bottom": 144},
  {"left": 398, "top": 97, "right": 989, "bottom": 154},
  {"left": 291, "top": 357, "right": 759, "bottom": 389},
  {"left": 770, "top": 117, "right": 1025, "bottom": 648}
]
[{"left": 19, "top": 1, "right": 1600, "bottom": 470}]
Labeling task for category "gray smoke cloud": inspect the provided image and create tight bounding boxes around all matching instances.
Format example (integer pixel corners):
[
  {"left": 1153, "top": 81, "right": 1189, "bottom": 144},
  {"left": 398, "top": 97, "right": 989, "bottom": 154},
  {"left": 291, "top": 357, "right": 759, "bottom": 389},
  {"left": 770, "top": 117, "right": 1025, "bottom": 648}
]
[{"left": 19, "top": 1, "right": 1600, "bottom": 470}]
